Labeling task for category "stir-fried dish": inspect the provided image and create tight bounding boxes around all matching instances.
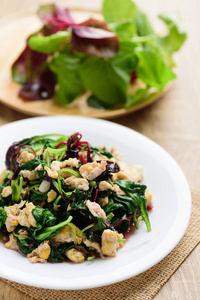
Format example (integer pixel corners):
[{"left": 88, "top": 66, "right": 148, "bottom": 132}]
[{"left": 0, "top": 132, "right": 152, "bottom": 263}]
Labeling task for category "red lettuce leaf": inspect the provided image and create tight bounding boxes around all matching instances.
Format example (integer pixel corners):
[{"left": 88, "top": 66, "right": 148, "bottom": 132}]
[
  {"left": 19, "top": 68, "right": 56, "bottom": 101},
  {"left": 38, "top": 4, "right": 75, "bottom": 32},
  {"left": 71, "top": 18, "right": 119, "bottom": 57},
  {"left": 12, "top": 44, "right": 49, "bottom": 84}
]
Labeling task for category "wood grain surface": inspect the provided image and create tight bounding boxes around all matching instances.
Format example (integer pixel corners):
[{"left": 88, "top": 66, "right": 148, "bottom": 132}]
[{"left": 0, "top": 0, "right": 200, "bottom": 299}]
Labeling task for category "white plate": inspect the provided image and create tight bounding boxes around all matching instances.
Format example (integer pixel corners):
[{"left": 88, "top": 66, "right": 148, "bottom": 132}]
[{"left": 0, "top": 116, "right": 191, "bottom": 290}]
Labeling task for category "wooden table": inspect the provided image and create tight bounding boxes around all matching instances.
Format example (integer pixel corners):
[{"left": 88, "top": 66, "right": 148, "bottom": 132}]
[{"left": 0, "top": 0, "right": 200, "bottom": 299}]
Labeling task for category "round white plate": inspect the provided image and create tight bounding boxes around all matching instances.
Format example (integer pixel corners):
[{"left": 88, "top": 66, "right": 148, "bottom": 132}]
[{"left": 0, "top": 116, "right": 191, "bottom": 290}]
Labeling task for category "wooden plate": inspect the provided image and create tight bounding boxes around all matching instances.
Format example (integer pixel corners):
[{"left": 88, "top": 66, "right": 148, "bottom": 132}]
[{"left": 0, "top": 6, "right": 170, "bottom": 119}]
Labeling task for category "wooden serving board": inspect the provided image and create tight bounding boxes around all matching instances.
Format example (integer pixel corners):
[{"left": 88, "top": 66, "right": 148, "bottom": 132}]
[{"left": 0, "top": 7, "right": 170, "bottom": 119}]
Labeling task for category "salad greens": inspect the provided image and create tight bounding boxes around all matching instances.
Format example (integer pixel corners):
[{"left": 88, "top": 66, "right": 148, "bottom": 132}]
[
  {"left": 0, "top": 132, "right": 153, "bottom": 263},
  {"left": 11, "top": 0, "right": 187, "bottom": 108}
]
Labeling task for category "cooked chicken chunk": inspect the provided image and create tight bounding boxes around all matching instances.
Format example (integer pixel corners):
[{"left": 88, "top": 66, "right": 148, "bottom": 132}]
[
  {"left": 5, "top": 214, "right": 19, "bottom": 232},
  {"left": 4, "top": 233, "right": 19, "bottom": 250},
  {"left": 110, "top": 147, "right": 123, "bottom": 162},
  {"left": 1, "top": 186, "right": 12, "bottom": 198},
  {"left": 64, "top": 176, "right": 89, "bottom": 191},
  {"left": 47, "top": 189, "right": 57, "bottom": 202},
  {"left": 79, "top": 161, "right": 106, "bottom": 180},
  {"left": 27, "top": 241, "right": 51, "bottom": 263},
  {"left": 4, "top": 200, "right": 25, "bottom": 232},
  {"left": 18, "top": 202, "right": 37, "bottom": 228},
  {"left": 44, "top": 158, "right": 79, "bottom": 179},
  {"left": 84, "top": 239, "right": 103, "bottom": 257},
  {"left": 44, "top": 166, "right": 58, "bottom": 179},
  {"left": 66, "top": 248, "right": 85, "bottom": 263},
  {"left": 51, "top": 224, "right": 83, "bottom": 246},
  {"left": 116, "top": 232, "right": 125, "bottom": 249},
  {"left": 20, "top": 170, "right": 37, "bottom": 181},
  {"left": 52, "top": 158, "right": 79, "bottom": 170},
  {"left": 113, "top": 163, "right": 143, "bottom": 182},
  {"left": 5, "top": 201, "right": 36, "bottom": 231},
  {"left": 101, "top": 229, "right": 124, "bottom": 257},
  {"left": 112, "top": 184, "right": 125, "bottom": 195},
  {"left": 18, "top": 151, "right": 34, "bottom": 164},
  {"left": 92, "top": 153, "right": 109, "bottom": 161},
  {"left": 98, "top": 181, "right": 113, "bottom": 191},
  {"left": 86, "top": 200, "right": 107, "bottom": 220},
  {"left": 98, "top": 196, "right": 109, "bottom": 207}
]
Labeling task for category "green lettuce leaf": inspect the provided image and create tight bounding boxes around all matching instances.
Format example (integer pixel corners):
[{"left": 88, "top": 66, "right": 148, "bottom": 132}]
[
  {"left": 136, "top": 10, "right": 154, "bottom": 36},
  {"left": 103, "top": 0, "right": 138, "bottom": 24},
  {"left": 28, "top": 31, "right": 70, "bottom": 53},
  {"left": 79, "top": 56, "right": 128, "bottom": 105},
  {"left": 109, "top": 20, "right": 136, "bottom": 41},
  {"left": 157, "top": 12, "right": 187, "bottom": 54},
  {"left": 125, "top": 87, "right": 148, "bottom": 108},
  {"left": 50, "top": 53, "right": 83, "bottom": 104},
  {"left": 135, "top": 48, "right": 176, "bottom": 89}
]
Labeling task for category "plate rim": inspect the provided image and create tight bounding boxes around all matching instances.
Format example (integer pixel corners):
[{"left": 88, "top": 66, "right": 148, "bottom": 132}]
[{"left": 0, "top": 116, "right": 191, "bottom": 289}]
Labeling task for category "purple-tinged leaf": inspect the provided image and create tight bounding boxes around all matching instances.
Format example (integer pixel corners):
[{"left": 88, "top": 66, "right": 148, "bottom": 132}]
[
  {"left": 19, "top": 68, "right": 56, "bottom": 101},
  {"left": 71, "top": 18, "right": 119, "bottom": 57},
  {"left": 12, "top": 44, "right": 48, "bottom": 84},
  {"left": 5, "top": 142, "right": 20, "bottom": 170},
  {"left": 38, "top": 4, "right": 75, "bottom": 32}
]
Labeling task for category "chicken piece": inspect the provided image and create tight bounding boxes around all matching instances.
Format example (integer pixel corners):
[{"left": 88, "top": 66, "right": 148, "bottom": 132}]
[
  {"left": 92, "top": 153, "right": 109, "bottom": 161},
  {"left": 44, "top": 166, "right": 58, "bottom": 179},
  {"left": 79, "top": 161, "right": 107, "bottom": 181},
  {"left": 86, "top": 200, "right": 107, "bottom": 220},
  {"left": 64, "top": 176, "right": 89, "bottom": 191},
  {"left": 64, "top": 158, "right": 79, "bottom": 168},
  {"left": 1, "top": 186, "right": 12, "bottom": 198},
  {"left": 116, "top": 232, "right": 125, "bottom": 249},
  {"left": 51, "top": 224, "right": 83, "bottom": 246},
  {"left": 110, "top": 147, "right": 123, "bottom": 162},
  {"left": 51, "top": 158, "right": 79, "bottom": 170},
  {"left": 84, "top": 239, "right": 103, "bottom": 257},
  {"left": 101, "top": 229, "right": 118, "bottom": 257},
  {"left": 50, "top": 161, "right": 64, "bottom": 172},
  {"left": 98, "top": 196, "right": 109, "bottom": 207},
  {"left": 18, "top": 202, "right": 37, "bottom": 228},
  {"left": 65, "top": 248, "right": 85, "bottom": 263},
  {"left": 27, "top": 241, "right": 51, "bottom": 263},
  {"left": 44, "top": 158, "right": 79, "bottom": 180},
  {"left": 5, "top": 214, "right": 19, "bottom": 232},
  {"left": 98, "top": 181, "right": 113, "bottom": 191},
  {"left": 4, "top": 233, "right": 19, "bottom": 250},
  {"left": 145, "top": 189, "right": 153, "bottom": 207},
  {"left": 112, "top": 184, "right": 125, "bottom": 195},
  {"left": 113, "top": 163, "right": 143, "bottom": 182},
  {"left": 18, "top": 151, "right": 34, "bottom": 164},
  {"left": 4, "top": 200, "right": 25, "bottom": 215},
  {"left": 4, "top": 200, "right": 25, "bottom": 232},
  {"left": 47, "top": 189, "right": 57, "bottom": 202},
  {"left": 20, "top": 170, "right": 37, "bottom": 181}
]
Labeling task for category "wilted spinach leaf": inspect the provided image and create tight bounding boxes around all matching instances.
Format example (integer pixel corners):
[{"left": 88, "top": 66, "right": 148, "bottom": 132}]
[{"left": 0, "top": 208, "right": 7, "bottom": 229}]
